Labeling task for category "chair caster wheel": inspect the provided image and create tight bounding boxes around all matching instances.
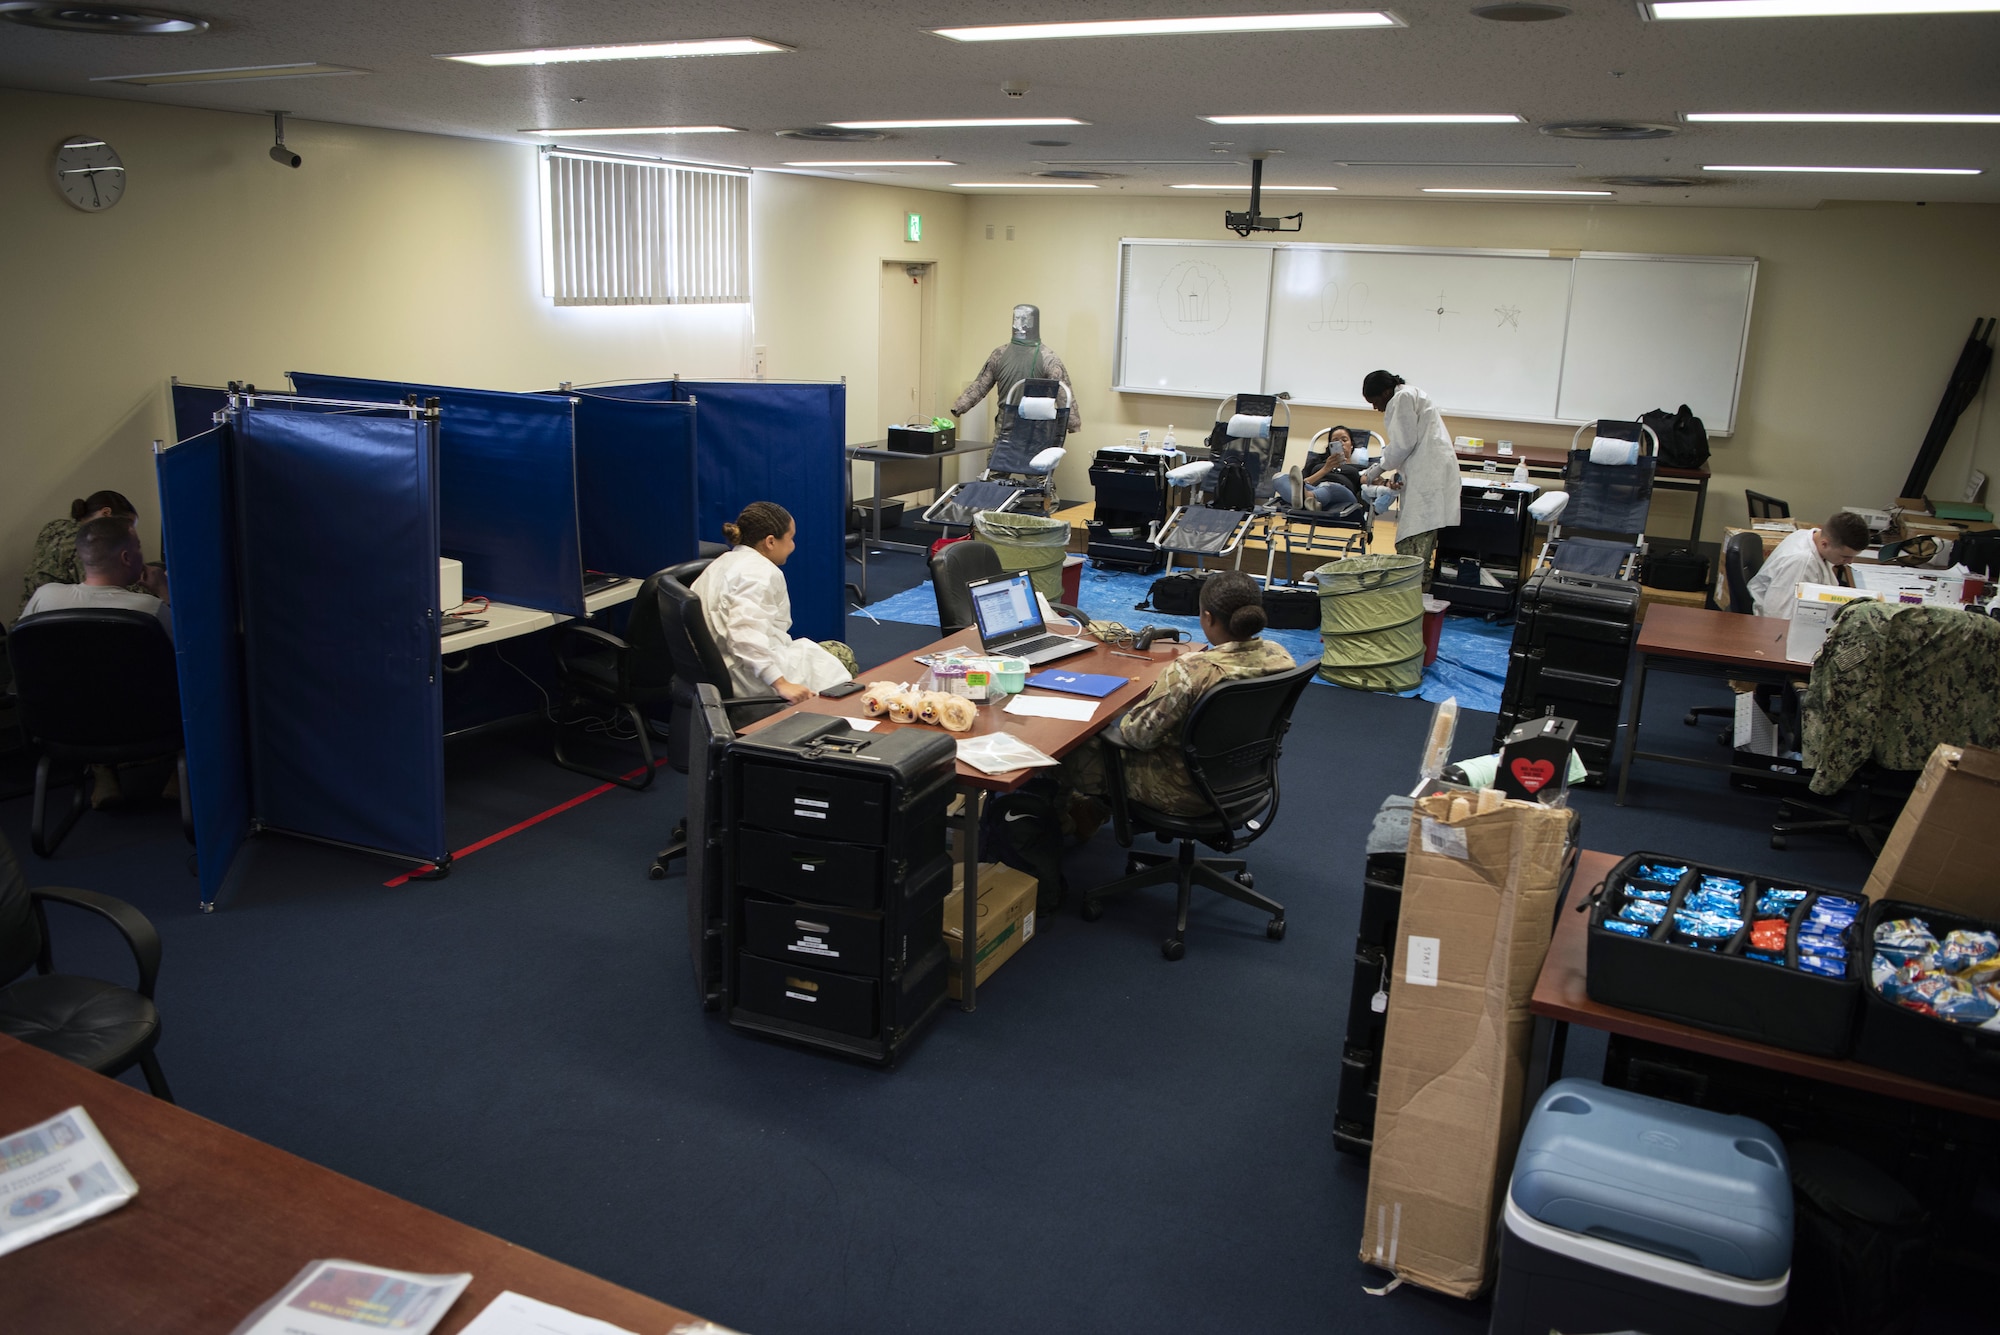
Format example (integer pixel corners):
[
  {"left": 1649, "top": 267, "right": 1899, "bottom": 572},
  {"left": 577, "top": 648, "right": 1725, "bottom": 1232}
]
[
  {"left": 1080, "top": 900, "right": 1104, "bottom": 922},
  {"left": 1161, "top": 937, "right": 1186, "bottom": 961},
  {"left": 648, "top": 863, "right": 668, "bottom": 880},
  {"left": 1125, "top": 854, "right": 1145, "bottom": 874},
  {"left": 1770, "top": 834, "right": 1787, "bottom": 850},
  {"left": 1267, "top": 917, "right": 1287, "bottom": 941},
  {"left": 1683, "top": 712, "right": 1699, "bottom": 726},
  {"left": 1235, "top": 871, "right": 1255, "bottom": 889}
]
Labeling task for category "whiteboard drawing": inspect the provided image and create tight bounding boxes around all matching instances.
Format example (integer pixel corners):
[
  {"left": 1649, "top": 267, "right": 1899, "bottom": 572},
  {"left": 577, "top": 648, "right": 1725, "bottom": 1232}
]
[
  {"left": 1309, "top": 281, "right": 1373, "bottom": 334},
  {"left": 1494, "top": 304, "right": 1522, "bottom": 330},
  {"left": 1158, "top": 259, "right": 1230, "bottom": 335},
  {"left": 1421, "top": 290, "right": 1463, "bottom": 332}
]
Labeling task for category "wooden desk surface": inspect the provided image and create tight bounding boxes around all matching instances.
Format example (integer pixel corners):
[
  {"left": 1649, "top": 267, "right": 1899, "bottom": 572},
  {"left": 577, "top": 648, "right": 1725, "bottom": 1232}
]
[
  {"left": 1634, "top": 604, "right": 1807, "bottom": 674},
  {"left": 743, "top": 628, "right": 1192, "bottom": 792},
  {"left": 0, "top": 1036, "right": 707, "bottom": 1335},
  {"left": 1536, "top": 854, "right": 2000, "bottom": 1121}
]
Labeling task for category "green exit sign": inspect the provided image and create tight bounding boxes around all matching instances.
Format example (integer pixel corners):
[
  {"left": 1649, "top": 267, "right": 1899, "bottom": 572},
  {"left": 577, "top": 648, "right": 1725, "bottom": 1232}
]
[{"left": 905, "top": 212, "right": 922, "bottom": 243}]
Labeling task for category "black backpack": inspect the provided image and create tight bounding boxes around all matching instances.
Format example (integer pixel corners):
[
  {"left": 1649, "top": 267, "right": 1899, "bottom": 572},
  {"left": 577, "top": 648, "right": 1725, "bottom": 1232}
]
[
  {"left": 1785, "top": 1142, "right": 1930, "bottom": 1335},
  {"left": 1640, "top": 405, "right": 1710, "bottom": 470},
  {"left": 1142, "top": 569, "right": 1215, "bottom": 616}
]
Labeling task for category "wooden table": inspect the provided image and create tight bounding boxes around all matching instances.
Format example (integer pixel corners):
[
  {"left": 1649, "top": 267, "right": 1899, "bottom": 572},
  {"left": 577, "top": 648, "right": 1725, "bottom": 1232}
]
[
  {"left": 744, "top": 627, "right": 1190, "bottom": 1009},
  {"left": 1531, "top": 853, "right": 2000, "bottom": 1121},
  {"left": 0, "top": 1036, "right": 711, "bottom": 1335},
  {"left": 1615, "top": 604, "right": 1811, "bottom": 806},
  {"left": 1453, "top": 440, "right": 1712, "bottom": 543}
]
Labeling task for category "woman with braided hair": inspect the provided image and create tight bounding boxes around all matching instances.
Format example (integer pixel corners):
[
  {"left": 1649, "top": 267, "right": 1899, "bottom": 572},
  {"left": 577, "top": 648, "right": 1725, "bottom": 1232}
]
[{"left": 691, "top": 501, "right": 857, "bottom": 703}]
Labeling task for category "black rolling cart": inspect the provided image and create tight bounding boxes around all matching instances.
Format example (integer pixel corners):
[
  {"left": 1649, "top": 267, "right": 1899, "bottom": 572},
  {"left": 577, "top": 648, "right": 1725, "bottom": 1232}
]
[
  {"left": 1493, "top": 571, "right": 1640, "bottom": 784},
  {"left": 1433, "top": 478, "right": 1535, "bottom": 620},
  {"left": 1086, "top": 447, "right": 1169, "bottom": 572},
  {"left": 723, "top": 715, "right": 956, "bottom": 1064},
  {"left": 1334, "top": 795, "right": 1415, "bottom": 1157}
]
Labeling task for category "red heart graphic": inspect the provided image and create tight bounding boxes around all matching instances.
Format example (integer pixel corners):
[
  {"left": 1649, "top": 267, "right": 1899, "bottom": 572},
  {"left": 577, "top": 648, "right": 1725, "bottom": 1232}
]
[{"left": 1510, "top": 758, "right": 1557, "bottom": 793}]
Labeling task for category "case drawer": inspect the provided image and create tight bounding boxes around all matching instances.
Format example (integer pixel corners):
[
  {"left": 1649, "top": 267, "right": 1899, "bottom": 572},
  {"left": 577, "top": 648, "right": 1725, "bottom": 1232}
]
[
  {"left": 735, "top": 760, "right": 891, "bottom": 843},
  {"left": 736, "top": 830, "right": 884, "bottom": 909},
  {"left": 734, "top": 954, "right": 877, "bottom": 1039},
  {"left": 741, "top": 897, "right": 882, "bottom": 977}
]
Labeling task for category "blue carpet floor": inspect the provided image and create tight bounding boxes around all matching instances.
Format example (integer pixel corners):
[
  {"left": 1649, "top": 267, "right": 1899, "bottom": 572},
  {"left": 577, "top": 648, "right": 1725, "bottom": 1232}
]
[
  {"left": 864, "top": 564, "right": 1514, "bottom": 712},
  {"left": 1, "top": 550, "right": 1900, "bottom": 1335}
]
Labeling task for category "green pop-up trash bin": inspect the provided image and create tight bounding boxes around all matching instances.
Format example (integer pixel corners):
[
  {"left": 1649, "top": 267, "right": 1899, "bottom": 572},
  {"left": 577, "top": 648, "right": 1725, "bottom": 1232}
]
[
  {"left": 1316, "top": 553, "right": 1426, "bottom": 692},
  {"left": 973, "top": 510, "right": 1070, "bottom": 604}
]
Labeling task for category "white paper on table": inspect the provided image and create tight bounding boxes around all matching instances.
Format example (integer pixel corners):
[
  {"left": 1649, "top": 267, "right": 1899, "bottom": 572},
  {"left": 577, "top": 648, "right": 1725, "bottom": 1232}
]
[
  {"left": 459, "top": 1290, "right": 641, "bottom": 1335},
  {"left": 0, "top": 1105, "right": 137, "bottom": 1258},
  {"left": 231, "top": 1260, "right": 472, "bottom": 1335},
  {"left": 844, "top": 718, "right": 879, "bottom": 731},
  {"left": 1004, "top": 694, "right": 1098, "bottom": 723}
]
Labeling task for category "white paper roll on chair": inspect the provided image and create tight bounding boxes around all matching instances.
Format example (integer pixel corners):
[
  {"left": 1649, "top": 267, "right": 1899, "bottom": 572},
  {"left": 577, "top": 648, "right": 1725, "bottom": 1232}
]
[
  {"left": 1226, "top": 413, "right": 1272, "bottom": 439},
  {"left": 1588, "top": 440, "right": 1639, "bottom": 466}
]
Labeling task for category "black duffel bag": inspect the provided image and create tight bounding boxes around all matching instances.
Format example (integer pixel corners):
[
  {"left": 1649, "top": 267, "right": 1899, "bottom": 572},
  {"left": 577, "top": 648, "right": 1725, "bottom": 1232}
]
[
  {"left": 1141, "top": 569, "right": 1215, "bottom": 615},
  {"left": 1639, "top": 404, "right": 1710, "bottom": 470},
  {"left": 1261, "top": 586, "right": 1320, "bottom": 630},
  {"left": 1641, "top": 543, "right": 1711, "bottom": 592}
]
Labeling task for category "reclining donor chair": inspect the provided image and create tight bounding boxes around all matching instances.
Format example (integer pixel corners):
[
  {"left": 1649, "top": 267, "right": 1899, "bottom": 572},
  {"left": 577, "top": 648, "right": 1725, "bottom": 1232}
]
[{"left": 922, "top": 378, "right": 1070, "bottom": 530}]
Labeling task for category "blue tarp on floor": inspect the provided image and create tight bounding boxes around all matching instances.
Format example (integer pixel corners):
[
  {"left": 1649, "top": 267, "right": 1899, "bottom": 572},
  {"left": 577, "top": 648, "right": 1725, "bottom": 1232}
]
[{"left": 864, "top": 565, "right": 1512, "bottom": 712}]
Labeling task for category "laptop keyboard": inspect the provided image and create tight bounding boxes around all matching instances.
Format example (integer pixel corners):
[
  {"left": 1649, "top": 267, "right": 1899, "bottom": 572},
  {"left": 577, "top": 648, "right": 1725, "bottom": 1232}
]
[{"left": 1010, "top": 634, "right": 1072, "bottom": 657}]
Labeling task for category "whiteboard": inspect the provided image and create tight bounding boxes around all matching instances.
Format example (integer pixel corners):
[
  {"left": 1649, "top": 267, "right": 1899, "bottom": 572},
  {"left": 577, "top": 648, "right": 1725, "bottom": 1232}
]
[
  {"left": 1558, "top": 254, "right": 1756, "bottom": 433},
  {"left": 1114, "top": 241, "right": 1273, "bottom": 398},
  {"left": 1264, "top": 246, "right": 1572, "bottom": 420}
]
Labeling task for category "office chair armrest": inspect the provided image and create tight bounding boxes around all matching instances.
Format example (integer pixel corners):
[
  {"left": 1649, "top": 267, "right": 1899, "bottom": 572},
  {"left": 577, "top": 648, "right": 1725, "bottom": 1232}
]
[
  {"left": 722, "top": 693, "right": 790, "bottom": 727},
  {"left": 551, "top": 623, "right": 630, "bottom": 677},
  {"left": 28, "top": 885, "right": 163, "bottom": 999}
]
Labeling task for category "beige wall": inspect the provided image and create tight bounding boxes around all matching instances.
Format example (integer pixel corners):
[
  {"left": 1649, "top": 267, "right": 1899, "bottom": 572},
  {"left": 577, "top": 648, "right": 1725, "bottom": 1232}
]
[
  {"left": 2, "top": 88, "right": 755, "bottom": 607},
  {"left": 948, "top": 193, "right": 2000, "bottom": 541}
]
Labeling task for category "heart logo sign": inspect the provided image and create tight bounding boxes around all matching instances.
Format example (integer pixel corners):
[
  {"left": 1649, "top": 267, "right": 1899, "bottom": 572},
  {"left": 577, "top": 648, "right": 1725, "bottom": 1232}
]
[{"left": 1510, "top": 758, "right": 1557, "bottom": 793}]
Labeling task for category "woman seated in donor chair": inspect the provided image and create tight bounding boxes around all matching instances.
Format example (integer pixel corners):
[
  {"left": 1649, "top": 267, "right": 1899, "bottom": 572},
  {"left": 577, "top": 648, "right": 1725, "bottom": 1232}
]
[
  {"left": 1277, "top": 427, "right": 1369, "bottom": 513},
  {"left": 1062, "top": 571, "right": 1295, "bottom": 826},
  {"left": 692, "top": 501, "right": 858, "bottom": 703}
]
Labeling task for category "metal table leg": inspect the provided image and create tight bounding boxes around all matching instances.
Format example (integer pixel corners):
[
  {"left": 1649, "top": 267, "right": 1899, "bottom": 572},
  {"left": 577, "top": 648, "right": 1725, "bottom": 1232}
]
[
  {"left": 958, "top": 789, "right": 983, "bottom": 1012},
  {"left": 1616, "top": 654, "right": 1651, "bottom": 806},
  {"left": 1689, "top": 475, "right": 1708, "bottom": 544}
]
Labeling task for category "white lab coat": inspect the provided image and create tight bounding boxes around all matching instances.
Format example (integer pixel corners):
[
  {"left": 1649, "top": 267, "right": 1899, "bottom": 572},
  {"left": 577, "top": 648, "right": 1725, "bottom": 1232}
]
[
  {"left": 1746, "top": 527, "right": 1836, "bottom": 619},
  {"left": 691, "top": 546, "right": 851, "bottom": 696},
  {"left": 1364, "top": 384, "right": 1461, "bottom": 542}
]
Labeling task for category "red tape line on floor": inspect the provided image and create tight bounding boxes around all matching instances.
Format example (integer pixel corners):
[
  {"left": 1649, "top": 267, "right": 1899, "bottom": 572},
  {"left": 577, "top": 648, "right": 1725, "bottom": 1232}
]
[{"left": 384, "top": 758, "right": 667, "bottom": 887}]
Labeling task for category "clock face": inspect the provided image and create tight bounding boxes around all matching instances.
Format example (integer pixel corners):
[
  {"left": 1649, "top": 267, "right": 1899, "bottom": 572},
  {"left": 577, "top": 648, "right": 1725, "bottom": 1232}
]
[{"left": 53, "top": 135, "right": 125, "bottom": 212}]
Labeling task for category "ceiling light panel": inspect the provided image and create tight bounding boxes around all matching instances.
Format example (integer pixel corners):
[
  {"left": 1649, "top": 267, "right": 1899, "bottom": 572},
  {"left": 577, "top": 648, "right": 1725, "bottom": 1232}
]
[
  {"left": 831, "top": 118, "right": 1087, "bottom": 129},
  {"left": 1646, "top": 0, "right": 2000, "bottom": 16},
  {"left": 1702, "top": 163, "right": 1982, "bottom": 172},
  {"left": 1203, "top": 113, "right": 1521, "bottom": 124},
  {"left": 438, "top": 38, "right": 790, "bottom": 66},
  {"left": 94, "top": 63, "right": 367, "bottom": 86},
  {"left": 1423, "top": 187, "right": 1613, "bottom": 194},
  {"left": 523, "top": 126, "right": 739, "bottom": 135},
  {"left": 780, "top": 160, "right": 958, "bottom": 167},
  {"left": 933, "top": 12, "right": 1402, "bottom": 41},
  {"left": 1685, "top": 112, "right": 2000, "bottom": 123}
]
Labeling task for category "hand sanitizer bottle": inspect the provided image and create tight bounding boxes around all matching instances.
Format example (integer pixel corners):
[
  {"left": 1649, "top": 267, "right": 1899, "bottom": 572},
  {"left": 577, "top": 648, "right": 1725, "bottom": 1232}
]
[{"left": 1513, "top": 460, "right": 1530, "bottom": 487}]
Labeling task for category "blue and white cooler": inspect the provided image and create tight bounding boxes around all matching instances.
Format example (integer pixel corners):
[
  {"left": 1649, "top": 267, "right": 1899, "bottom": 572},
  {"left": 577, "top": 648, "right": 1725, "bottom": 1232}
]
[{"left": 1490, "top": 1079, "right": 1792, "bottom": 1335}]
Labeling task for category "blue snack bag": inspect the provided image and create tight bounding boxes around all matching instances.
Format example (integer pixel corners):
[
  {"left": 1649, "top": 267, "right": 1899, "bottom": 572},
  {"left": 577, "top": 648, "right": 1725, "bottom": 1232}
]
[
  {"left": 1796, "top": 953, "right": 1847, "bottom": 978},
  {"left": 1603, "top": 919, "right": 1651, "bottom": 938},
  {"left": 1618, "top": 899, "right": 1668, "bottom": 925},
  {"left": 1873, "top": 919, "right": 1937, "bottom": 965},
  {"left": 1626, "top": 886, "right": 1674, "bottom": 902},
  {"left": 1634, "top": 863, "right": 1688, "bottom": 886},
  {"left": 1937, "top": 930, "right": 2000, "bottom": 974}
]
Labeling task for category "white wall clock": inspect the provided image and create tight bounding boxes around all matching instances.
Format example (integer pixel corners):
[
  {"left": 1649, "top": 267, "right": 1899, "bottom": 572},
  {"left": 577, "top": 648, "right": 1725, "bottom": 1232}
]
[{"left": 53, "top": 135, "right": 126, "bottom": 212}]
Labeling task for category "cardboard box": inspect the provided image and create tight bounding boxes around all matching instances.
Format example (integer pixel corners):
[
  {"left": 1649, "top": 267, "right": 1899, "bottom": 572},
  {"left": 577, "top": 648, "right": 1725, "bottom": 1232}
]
[
  {"left": 1360, "top": 793, "right": 1573, "bottom": 1298},
  {"left": 941, "top": 863, "right": 1037, "bottom": 1000},
  {"left": 1636, "top": 582, "right": 1706, "bottom": 623},
  {"left": 1785, "top": 582, "right": 1882, "bottom": 663},
  {"left": 1862, "top": 744, "right": 2000, "bottom": 919}
]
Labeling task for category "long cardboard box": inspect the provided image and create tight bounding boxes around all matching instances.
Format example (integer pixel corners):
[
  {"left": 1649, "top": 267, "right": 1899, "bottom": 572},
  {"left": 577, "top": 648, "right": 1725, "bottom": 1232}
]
[
  {"left": 1862, "top": 743, "right": 2000, "bottom": 919},
  {"left": 942, "top": 863, "right": 1037, "bottom": 1000}
]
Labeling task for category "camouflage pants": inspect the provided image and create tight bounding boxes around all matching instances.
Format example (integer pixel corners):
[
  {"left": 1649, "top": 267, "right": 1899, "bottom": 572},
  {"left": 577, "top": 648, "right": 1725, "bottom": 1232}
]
[
  {"left": 820, "top": 640, "right": 859, "bottom": 677},
  {"left": 1396, "top": 530, "right": 1438, "bottom": 592}
]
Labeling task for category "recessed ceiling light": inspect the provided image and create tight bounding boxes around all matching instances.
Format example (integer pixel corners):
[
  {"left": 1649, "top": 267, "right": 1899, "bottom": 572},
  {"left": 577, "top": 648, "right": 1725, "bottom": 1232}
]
[
  {"left": 1203, "top": 113, "right": 1521, "bottom": 124},
  {"left": 1471, "top": 2, "right": 1573, "bottom": 18},
  {"left": 93, "top": 63, "right": 365, "bottom": 86},
  {"left": 1686, "top": 112, "right": 2000, "bottom": 123},
  {"left": 780, "top": 160, "right": 958, "bottom": 167},
  {"left": 437, "top": 37, "right": 790, "bottom": 66},
  {"left": 0, "top": 4, "right": 206, "bottom": 33},
  {"left": 1702, "top": 163, "right": 1982, "bottom": 173},
  {"left": 523, "top": 125, "right": 740, "bottom": 135},
  {"left": 1648, "top": 0, "right": 2000, "bottom": 15},
  {"left": 832, "top": 118, "right": 1088, "bottom": 129},
  {"left": 1171, "top": 182, "right": 1341, "bottom": 189},
  {"left": 1423, "top": 187, "right": 1614, "bottom": 194},
  {"left": 951, "top": 181, "right": 1100, "bottom": 188},
  {"left": 932, "top": 12, "right": 1402, "bottom": 40}
]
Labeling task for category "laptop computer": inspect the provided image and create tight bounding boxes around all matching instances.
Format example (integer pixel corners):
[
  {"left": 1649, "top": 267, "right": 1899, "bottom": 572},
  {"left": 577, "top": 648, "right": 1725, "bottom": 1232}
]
[{"left": 966, "top": 571, "right": 1095, "bottom": 666}]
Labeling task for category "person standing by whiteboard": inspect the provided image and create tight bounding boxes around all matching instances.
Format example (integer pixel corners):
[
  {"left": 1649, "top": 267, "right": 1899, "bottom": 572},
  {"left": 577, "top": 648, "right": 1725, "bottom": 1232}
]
[{"left": 1359, "top": 370, "right": 1461, "bottom": 591}]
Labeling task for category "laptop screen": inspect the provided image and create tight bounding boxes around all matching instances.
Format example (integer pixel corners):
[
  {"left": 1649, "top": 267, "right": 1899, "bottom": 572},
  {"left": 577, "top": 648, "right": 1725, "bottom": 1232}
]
[{"left": 970, "top": 572, "right": 1042, "bottom": 644}]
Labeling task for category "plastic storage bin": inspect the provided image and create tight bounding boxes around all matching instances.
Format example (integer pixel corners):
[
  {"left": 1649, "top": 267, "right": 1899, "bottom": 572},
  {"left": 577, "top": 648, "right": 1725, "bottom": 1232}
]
[
  {"left": 1852, "top": 898, "right": 2000, "bottom": 1097},
  {"left": 1491, "top": 1079, "right": 1791, "bottom": 1335}
]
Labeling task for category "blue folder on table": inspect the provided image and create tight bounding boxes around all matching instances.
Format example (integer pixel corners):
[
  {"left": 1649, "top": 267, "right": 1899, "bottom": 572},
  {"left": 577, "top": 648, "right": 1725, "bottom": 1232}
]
[{"left": 1025, "top": 669, "right": 1128, "bottom": 699}]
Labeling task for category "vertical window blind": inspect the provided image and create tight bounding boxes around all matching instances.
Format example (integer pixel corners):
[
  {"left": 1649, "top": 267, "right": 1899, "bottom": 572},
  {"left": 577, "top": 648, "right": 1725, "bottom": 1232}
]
[{"left": 540, "top": 148, "right": 750, "bottom": 306}]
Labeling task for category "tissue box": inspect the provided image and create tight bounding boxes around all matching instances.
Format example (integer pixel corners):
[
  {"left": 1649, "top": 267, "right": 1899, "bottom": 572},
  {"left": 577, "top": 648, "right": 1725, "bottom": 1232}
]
[{"left": 1784, "top": 582, "right": 1881, "bottom": 663}]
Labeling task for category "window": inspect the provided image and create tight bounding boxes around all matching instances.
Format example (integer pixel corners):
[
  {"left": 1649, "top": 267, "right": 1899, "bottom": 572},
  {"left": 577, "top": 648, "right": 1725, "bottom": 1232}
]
[{"left": 539, "top": 147, "right": 750, "bottom": 306}]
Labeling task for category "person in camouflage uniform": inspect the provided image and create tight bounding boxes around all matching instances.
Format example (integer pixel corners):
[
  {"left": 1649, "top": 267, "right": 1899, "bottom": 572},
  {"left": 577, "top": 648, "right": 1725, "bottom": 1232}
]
[
  {"left": 18, "top": 489, "right": 140, "bottom": 614},
  {"left": 1063, "top": 570, "right": 1296, "bottom": 817},
  {"left": 951, "top": 303, "right": 1083, "bottom": 436},
  {"left": 1802, "top": 600, "right": 2000, "bottom": 794}
]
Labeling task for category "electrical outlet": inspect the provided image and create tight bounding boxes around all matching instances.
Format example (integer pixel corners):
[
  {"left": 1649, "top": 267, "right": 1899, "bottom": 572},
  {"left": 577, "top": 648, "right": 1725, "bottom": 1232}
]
[{"left": 752, "top": 345, "right": 767, "bottom": 379}]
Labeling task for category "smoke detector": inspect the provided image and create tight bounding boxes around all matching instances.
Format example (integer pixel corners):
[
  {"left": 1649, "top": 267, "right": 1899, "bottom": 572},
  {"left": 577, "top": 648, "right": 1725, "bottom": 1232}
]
[
  {"left": 776, "top": 126, "right": 888, "bottom": 142},
  {"left": 0, "top": 3, "right": 208, "bottom": 32},
  {"left": 1540, "top": 121, "right": 1678, "bottom": 140}
]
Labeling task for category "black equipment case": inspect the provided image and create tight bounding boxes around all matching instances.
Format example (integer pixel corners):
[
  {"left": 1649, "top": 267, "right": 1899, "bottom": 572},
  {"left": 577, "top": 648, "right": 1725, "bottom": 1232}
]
[
  {"left": 1852, "top": 898, "right": 2000, "bottom": 1097},
  {"left": 723, "top": 715, "right": 957, "bottom": 1064},
  {"left": 1086, "top": 448, "right": 1169, "bottom": 572},
  {"left": 1493, "top": 570, "right": 1641, "bottom": 783},
  {"left": 887, "top": 423, "right": 955, "bottom": 454},
  {"left": 1586, "top": 852, "right": 1864, "bottom": 1057},
  {"left": 1433, "top": 478, "right": 1534, "bottom": 620},
  {"left": 1641, "top": 540, "right": 1713, "bottom": 594},
  {"left": 1334, "top": 795, "right": 1414, "bottom": 1158}
]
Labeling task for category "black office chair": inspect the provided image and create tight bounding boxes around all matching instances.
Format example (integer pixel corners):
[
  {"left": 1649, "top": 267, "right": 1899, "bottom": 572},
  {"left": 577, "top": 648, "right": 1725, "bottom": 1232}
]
[
  {"left": 549, "top": 568, "right": 680, "bottom": 791},
  {"left": 1745, "top": 491, "right": 1791, "bottom": 521},
  {"left": 1082, "top": 662, "right": 1318, "bottom": 960},
  {"left": 0, "top": 831, "right": 173, "bottom": 1100},
  {"left": 10, "top": 610, "right": 190, "bottom": 858},
  {"left": 650, "top": 561, "right": 788, "bottom": 878},
  {"left": 930, "top": 540, "right": 1085, "bottom": 636},
  {"left": 1684, "top": 532, "right": 1768, "bottom": 732}
]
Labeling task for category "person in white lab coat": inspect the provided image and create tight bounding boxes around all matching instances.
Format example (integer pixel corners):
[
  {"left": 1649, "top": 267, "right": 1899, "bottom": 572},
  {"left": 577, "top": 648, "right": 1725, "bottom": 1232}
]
[
  {"left": 1745, "top": 512, "right": 1870, "bottom": 618},
  {"left": 692, "top": 502, "right": 858, "bottom": 703},
  {"left": 1359, "top": 370, "right": 1462, "bottom": 591}
]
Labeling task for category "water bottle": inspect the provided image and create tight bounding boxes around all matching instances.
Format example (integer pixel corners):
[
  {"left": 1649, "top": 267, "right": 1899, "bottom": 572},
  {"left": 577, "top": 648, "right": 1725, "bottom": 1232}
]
[{"left": 1162, "top": 424, "right": 1176, "bottom": 451}]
